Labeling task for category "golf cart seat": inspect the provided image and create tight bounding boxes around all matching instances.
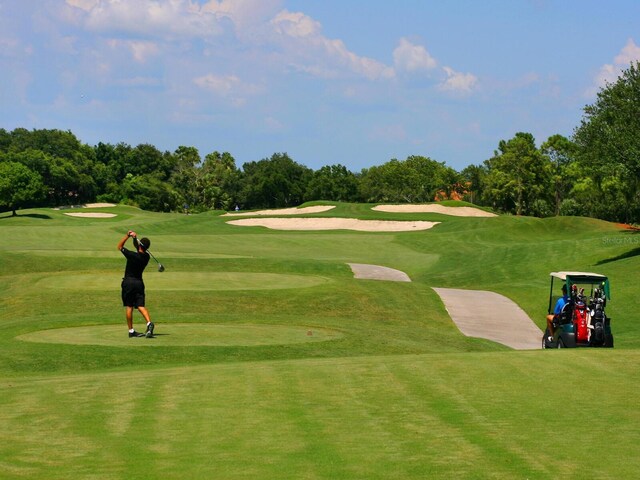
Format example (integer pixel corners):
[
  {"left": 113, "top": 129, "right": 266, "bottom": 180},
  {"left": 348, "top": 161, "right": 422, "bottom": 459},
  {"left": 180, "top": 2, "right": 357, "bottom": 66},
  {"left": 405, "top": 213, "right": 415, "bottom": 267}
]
[{"left": 556, "top": 302, "right": 573, "bottom": 326}]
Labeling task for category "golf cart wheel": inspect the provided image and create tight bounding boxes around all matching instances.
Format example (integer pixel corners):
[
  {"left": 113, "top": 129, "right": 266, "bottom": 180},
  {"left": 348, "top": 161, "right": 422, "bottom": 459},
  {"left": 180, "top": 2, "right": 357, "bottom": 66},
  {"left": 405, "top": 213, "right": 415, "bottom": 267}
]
[{"left": 556, "top": 338, "right": 565, "bottom": 349}]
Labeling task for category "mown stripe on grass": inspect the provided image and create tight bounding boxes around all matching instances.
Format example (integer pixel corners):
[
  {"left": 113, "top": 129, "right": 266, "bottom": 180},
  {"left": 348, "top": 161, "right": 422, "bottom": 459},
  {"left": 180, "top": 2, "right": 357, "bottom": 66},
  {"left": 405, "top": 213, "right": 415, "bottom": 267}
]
[
  {"left": 1, "top": 351, "right": 638, "bottom": 479},
  {"left": 32, "top": 271, "right": 333, "bottom": 291}
]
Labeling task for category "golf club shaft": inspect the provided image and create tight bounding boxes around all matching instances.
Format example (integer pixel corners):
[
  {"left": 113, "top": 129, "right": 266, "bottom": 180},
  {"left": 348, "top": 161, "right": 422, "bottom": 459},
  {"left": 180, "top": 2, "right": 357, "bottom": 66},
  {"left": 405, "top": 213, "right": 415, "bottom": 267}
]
[
  {"left": 131, "top": 234, "right": 163, "bottom": 268},
  {"left": 147, "top": 248, "right": 160, "bottom": 264}
]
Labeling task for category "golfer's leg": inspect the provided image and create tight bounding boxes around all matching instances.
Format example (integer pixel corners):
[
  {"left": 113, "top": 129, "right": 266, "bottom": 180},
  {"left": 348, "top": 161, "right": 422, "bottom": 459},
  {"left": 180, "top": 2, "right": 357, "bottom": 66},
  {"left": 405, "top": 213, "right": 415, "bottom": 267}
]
[
  {"left": 126, "top": 307, "right": 134, "bottom": 330},
  {"left": 138, "top": 306, "right": 151, "bottom": 324},
  {"left": 546, "top": 314, "right": 554, "bottom": 335}
]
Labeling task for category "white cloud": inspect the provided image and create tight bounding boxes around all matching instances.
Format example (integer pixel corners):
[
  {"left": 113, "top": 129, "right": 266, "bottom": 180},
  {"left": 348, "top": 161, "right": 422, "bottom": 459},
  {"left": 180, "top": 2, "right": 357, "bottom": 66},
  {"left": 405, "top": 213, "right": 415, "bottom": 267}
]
[
  {"left": 129, "top": 41, "right": 160, "bottom": 62},
  {"left": 107, "top": 39, "right": 160, "bottom": 63},
  {"left": 594, "top": 64, "right": 617, "bottom": 89},
  {"left": 271, "top": 10, "right": 321, "bottom": 37},
  {"left": 65, "top": 0, "right": 99, "bottom": 11},
  {"left": 393, "top": 38, "right": 437, "bottom": 73},
  {"left": 439, "top": 66, "right": 478, "bottom": 94},
  {"left": 323, "top": 38, "right": 394, "bottom": 80},
  {"left": 594, "top": 38, "right": 640, "bottom": 88},
  {"left": 614, "top": 38, "right": 640, "bottom": 65},
  {"left": 392, "top": 38, "right": 478, "bottom": 95},
  {"left": 59, "top": 1, "right": 477, "bottom": 107},
  {"left": 194, "top": 73, "right": 242, "bottom": 95},
  {"left": 193, "top": 73, "right": 263, "bottom": 106},
  {"left": 66, "top": 0, "right": 227, "bottom": 38},
  {"left": 271, "top": 9, "right": 394, "bottom": 81},
  {"left": 202, "top": 0, "right": 282, "bottom": 29},
  {"left": 64, "top": 2, "right": 394, "bottom": 82}
]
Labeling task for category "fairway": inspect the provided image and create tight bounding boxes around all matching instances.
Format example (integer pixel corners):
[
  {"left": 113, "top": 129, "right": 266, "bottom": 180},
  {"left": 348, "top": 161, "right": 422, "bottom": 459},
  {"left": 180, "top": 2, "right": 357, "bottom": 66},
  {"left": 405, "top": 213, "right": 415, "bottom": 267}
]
[
  {"left": 33, "top": 271, "right": 333, "bottom": 291},
  {"left": 1, "top": 202, "right": 638, "bottom": 479}
]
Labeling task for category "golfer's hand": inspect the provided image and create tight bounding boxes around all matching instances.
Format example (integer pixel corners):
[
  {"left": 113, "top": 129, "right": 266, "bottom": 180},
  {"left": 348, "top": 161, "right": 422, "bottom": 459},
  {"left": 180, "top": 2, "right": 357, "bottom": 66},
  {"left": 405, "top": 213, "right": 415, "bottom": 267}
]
[{"left": 128, "top": 230, "right": 137, "bottom": 238}]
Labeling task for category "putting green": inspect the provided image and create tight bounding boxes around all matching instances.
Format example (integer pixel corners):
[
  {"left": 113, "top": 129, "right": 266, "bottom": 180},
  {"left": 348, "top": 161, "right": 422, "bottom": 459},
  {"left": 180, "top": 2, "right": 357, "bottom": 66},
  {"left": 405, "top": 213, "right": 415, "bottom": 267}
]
[
  {"left": 34, "top": 272, "right": 332, "bottom": 291},
  {"left": 17, "top": 323, "right": 344, "bottom": 347}
]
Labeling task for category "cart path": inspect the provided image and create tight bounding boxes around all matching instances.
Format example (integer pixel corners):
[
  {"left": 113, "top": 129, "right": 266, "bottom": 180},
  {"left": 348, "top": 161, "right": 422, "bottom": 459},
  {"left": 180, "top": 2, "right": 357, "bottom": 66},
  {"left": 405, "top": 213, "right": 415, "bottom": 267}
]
[
  {"left": 432, "top": 288, "right": 543, "bottom": 350},
  {"left": 347, "top": 263, "right": 411, "bottom": 282},
  {"left": 347, "top": 265, "right": 542, "bottom": 349}
]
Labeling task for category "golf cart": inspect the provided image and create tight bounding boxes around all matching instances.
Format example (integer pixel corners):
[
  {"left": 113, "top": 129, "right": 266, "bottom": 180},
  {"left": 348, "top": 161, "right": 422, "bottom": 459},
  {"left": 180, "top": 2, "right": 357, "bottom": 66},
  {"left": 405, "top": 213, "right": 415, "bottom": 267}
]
[{"left": 543, "top": 271, "right": 614, "bottom": 349}]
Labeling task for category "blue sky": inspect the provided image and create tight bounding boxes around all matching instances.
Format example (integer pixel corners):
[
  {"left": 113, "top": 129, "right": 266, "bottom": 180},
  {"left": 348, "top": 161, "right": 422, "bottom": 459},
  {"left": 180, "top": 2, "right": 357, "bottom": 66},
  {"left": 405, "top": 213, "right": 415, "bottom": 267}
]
[{"left": 1, "top": 1, "right": 639, "bottom": 172}]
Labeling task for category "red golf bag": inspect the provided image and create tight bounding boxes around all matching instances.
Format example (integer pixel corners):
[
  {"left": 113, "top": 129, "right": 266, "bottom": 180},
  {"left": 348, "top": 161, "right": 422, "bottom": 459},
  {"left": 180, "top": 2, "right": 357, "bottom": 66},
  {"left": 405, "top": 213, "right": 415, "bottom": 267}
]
[{"left": 574, "top": 301, "right": 589, "bottom": 343}]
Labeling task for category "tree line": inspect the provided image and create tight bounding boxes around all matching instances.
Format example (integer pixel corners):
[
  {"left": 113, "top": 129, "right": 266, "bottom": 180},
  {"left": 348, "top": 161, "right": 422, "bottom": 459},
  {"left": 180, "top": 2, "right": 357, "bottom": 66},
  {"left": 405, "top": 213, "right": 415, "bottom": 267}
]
[{"left": 2, "top": 62, "right": 639, "bottom": 223}]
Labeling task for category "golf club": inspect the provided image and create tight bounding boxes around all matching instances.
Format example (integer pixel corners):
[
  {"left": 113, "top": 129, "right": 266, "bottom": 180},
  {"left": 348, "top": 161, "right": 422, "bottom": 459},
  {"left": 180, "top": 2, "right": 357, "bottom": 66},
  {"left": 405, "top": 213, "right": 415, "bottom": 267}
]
[
  {"left": 132, "top": 235, "right": 165, "bottom": 272},
  {"left": 147, "top": 249, "right": 165, "bottom": 272}
]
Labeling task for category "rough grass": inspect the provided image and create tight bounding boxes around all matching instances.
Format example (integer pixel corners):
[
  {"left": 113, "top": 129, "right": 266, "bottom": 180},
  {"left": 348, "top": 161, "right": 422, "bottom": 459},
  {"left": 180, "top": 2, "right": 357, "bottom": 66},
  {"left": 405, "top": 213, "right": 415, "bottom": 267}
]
[{"left": 0, "top": 202, "right": 639, "bottom": 479}]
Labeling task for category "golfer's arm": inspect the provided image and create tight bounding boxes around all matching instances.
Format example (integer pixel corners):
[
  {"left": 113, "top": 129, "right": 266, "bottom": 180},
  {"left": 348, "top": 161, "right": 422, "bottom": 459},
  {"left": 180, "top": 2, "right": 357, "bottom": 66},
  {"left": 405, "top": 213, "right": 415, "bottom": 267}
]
[{"left": 117, "top": 234, "right": 129, "bottom": 251}]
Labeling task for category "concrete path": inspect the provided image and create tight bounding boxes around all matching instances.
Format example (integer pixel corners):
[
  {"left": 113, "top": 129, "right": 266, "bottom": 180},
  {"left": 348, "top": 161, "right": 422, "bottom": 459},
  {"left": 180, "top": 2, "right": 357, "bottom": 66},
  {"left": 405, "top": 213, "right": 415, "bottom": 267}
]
[
  {"left": 347, "top": 263, "right": 411, "bottom": 282},
  {"left": 432, "top": 287, "right": 543, "bottom": 350},
  {"left": 347, "top": 265, "right": 542, "bottom": 350}
]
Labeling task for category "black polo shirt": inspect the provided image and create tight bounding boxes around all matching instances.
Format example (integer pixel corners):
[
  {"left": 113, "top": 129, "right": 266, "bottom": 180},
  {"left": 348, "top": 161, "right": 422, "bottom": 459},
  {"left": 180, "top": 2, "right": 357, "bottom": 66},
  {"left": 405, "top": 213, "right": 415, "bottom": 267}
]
[{"left": 121, "top": 248, "right": 150, "bottom": 280}]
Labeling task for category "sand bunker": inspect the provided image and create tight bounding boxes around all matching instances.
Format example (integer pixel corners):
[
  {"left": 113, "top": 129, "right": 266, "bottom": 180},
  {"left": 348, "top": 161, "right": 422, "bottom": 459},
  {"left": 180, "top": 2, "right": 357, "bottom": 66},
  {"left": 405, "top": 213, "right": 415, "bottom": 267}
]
[
  {"left": 223, "top": 205, "right": 336, "bottom": 217},
  {"left": 84, "top": 203, "right": 117, "bottom": 208},
  {"left": 227, "top": 217, "right": 439, "bottom": 232},
  {"left": 373, "top": 204, "right": 496, "bottom": 217},
  {"left": 64, "top": 212, "right": 117, "bottom": 218},
  {"left": 55, "top": 203, "right": 116, "bottom": 210}
]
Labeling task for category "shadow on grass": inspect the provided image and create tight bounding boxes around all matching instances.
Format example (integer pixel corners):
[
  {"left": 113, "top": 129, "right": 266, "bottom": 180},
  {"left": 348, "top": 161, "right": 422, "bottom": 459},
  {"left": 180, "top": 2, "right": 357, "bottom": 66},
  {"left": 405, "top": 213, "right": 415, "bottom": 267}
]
[
  {"left": 597, "top": 230, "right": 640, "bottom": 264},
  {"left": 0, "top": 213, "right": 52, "bottom": 220},
  {"left": 597, "top": 247, "right": 640, "bottom": 265}
]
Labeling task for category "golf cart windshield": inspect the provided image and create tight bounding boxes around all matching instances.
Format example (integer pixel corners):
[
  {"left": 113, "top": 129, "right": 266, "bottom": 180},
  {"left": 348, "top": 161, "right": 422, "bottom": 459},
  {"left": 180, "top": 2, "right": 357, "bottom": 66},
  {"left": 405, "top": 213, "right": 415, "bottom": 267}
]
[{"left": 548, "top": 271, "right": 610, "bottom": 314}]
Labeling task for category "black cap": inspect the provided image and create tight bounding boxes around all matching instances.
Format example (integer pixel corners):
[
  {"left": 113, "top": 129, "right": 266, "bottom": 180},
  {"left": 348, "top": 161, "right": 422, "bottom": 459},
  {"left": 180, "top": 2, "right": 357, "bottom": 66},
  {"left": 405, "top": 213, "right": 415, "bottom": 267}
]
[{"left": 139, "top": 237, "right": 150, "bottom": 251}]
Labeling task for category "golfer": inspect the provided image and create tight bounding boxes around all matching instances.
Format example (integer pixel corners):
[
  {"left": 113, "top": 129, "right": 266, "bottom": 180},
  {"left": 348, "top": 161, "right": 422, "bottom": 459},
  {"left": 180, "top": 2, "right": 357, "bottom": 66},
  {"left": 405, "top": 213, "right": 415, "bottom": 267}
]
[
  {"left": 546, "top": 283, "right": 569, "bottom": 341},
  {"left": 118, "top": 231, "right": 155, "bottom": 338}
]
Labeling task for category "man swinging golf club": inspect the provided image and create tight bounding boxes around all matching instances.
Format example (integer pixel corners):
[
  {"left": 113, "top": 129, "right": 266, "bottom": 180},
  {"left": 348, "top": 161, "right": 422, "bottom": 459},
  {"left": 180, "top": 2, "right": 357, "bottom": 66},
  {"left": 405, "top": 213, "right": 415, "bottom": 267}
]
[{"left": 118, "top": 230, "right": 155, "bottom": 338}]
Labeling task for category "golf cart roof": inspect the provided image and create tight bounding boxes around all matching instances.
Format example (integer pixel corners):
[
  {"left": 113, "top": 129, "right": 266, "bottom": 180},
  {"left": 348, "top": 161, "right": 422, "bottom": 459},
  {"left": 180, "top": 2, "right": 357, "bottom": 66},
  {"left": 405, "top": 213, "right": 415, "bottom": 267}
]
[{"left": 550, "top": 271, "right": 608, "bottom": 282}]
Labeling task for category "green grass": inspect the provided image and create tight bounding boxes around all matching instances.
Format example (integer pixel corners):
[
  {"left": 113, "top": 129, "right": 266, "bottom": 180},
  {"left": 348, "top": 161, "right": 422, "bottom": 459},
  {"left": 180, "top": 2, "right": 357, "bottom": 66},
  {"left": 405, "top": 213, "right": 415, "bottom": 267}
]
[{"left": 1, "top": 202, "right": 639, "bottom": 479}]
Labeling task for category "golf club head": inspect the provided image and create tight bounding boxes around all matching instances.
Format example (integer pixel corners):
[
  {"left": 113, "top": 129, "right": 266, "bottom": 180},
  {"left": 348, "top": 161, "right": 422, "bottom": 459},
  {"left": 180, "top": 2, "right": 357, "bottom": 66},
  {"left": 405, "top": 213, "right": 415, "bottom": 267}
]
[{"left": 158, "top": 264, "right": 165, "bottom": 272}]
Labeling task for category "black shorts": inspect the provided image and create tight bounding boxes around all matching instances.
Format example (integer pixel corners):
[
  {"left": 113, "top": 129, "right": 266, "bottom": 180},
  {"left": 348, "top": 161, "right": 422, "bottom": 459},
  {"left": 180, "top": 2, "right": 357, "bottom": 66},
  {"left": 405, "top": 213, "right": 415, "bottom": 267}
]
[{"left": 121, "top": 277, "right": 145, "bottom": 308}]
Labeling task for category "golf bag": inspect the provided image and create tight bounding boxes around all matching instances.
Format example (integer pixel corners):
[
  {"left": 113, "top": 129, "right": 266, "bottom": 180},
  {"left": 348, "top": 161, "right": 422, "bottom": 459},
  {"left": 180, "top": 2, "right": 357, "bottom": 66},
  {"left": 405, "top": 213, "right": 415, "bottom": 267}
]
[
  {"left": 590, "top": 303, "right": 605, "bottom": 345},
  {"left": 574, "top": 300, "right": 589, "bottom": 343},
  {"left": 567, "top": 285, "right": 588, "bottom": 343},
  {"left": 588, "top": 288, "right": 608, "bottom": 346}
]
